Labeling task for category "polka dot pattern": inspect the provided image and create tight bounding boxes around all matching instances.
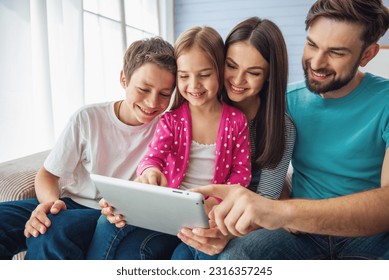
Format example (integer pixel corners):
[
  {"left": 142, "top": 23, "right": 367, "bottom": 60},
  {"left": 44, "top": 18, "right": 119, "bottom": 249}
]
[{"left": 137, "top": 102, "right": 251, "bottom": 189}]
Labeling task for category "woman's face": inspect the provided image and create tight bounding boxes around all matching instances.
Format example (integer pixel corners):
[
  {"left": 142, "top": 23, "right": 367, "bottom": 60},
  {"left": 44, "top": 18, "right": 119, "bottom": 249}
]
[{"left": 224, "top": 41, "right": 269, "bottom": 104}]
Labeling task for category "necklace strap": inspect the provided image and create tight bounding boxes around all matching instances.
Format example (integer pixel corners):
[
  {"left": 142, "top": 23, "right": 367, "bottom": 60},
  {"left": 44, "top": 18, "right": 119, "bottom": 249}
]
[{"left": 117, "top": 100, "right": 124, "bottom": 121}]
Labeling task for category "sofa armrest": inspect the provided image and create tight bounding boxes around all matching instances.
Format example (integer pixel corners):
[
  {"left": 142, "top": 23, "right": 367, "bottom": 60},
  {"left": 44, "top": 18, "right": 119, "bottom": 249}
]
[{"left": 0, "top": 150, "right": 50, "bottom": 202}]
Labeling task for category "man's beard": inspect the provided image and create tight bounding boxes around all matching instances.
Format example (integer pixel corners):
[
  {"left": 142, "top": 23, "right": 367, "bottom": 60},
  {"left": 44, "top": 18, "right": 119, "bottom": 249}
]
[{"left": 303, "top": 61, "right": 359, "bottom": 95}]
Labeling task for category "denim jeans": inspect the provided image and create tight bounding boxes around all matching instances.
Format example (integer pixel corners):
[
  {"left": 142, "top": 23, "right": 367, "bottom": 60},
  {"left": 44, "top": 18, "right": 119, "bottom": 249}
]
[
  {"left": 170, "top": 172, "right": 262, "bottom": 260},
  {"left": 0, "top": 197, "right": 100, "bottom": 259},
  {"left": 219, "top": 229, "right": 389, "bottom": 260},
  {"left": 171, "top": 242, "right": 218, "bottom": 260},
  {"left": 86, "top": 215, "right": 180, "bottom": 259}
]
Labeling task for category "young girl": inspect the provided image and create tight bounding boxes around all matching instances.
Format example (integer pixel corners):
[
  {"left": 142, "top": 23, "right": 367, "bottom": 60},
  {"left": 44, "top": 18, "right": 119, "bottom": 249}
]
[
  {"left": 136, "top": 26, "right": 251, "bottom": 205},
  {"left": 172, "top": 17, "right": 296, "bottom": 259},
  {"left": 86, "top": 26, "right": 251, "bottom": 259}
]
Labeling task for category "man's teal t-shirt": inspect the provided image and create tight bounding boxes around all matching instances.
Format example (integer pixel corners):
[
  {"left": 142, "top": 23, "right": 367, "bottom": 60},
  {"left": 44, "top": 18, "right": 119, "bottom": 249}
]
[{"left": 287, "top": 73, "right": 389, "bottom": 199}]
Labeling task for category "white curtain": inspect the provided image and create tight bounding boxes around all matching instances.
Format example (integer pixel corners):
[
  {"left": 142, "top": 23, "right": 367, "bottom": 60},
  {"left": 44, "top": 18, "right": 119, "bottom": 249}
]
[
  {"left": 0, "top": 0, "right": 84, "bottom": 163},
  {"left": 0, "top": 0, "right": 173, "bottom": 163}
]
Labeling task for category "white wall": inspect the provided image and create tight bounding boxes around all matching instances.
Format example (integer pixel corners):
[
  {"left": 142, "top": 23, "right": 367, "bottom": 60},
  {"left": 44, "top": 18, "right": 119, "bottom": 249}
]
[
  {"left": 362, "top": 48, "right": 389, "bottom": 79},
  {"left": 364, "top": 0, "right": 389, "bottom": 78},
  {"left": 174, "top": 0, "right": 389, "bottom": 83},
  {"left": 174, "top": 0, "right": 316, "bottom": 83}
]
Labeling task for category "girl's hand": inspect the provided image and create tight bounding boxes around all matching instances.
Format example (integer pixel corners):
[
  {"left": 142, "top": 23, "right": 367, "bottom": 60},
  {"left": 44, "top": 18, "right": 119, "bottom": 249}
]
[{"left": 135, "top": 167, "right": 168, "bottom": 187}]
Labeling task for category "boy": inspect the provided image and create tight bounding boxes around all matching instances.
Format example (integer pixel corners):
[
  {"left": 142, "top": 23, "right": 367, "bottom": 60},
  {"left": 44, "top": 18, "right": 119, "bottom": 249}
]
[{"left": 0, "top": 37, "right": 176, "bottom": 259}]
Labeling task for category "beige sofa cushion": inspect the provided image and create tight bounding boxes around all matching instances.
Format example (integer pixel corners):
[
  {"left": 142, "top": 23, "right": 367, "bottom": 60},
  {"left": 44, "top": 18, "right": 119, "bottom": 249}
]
[
  {"left": 0, "top": 150, "right": 50, "bottom": 202},
  {"left": 0, "top": 170, "right": 37, "bottom": 201},
  {"left": 0, "top": 151, "right": 50, "bottom": 260}
]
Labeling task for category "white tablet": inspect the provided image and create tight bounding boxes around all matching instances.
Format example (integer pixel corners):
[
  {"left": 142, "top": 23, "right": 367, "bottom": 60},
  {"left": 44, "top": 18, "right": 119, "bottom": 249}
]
[{"left": 90, "top": 174, "right": 209, "bottom": 235}]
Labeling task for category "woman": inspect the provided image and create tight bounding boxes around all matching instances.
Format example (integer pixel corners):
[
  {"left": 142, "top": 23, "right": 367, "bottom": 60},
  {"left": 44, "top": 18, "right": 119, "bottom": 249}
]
[{"left": 171, "top": 16, "right": 296, "bottom": 259}]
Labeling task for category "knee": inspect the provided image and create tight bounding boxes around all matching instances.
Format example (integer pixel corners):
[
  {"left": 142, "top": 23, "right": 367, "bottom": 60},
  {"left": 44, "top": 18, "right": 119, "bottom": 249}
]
[
  {"left": 218, "top": 241, "right": 248, "bottom": 260},
  {"left": 26, "top": 213, "right": 70, "bottom": 247},
  {"left": 33, "top": 210, "right": 100, "bottom": 242},
  {"left": 219, "top": 230, "right": 278, "bottom": 260},
  {"left": 171, "top": 243, "right": 193, "bottom": 260},
  {"left": 94, "top": 215, "right": 134, "bottom": 237},
  {"left": 43, "top": 213, "right": 77, "bottom": 238},
  {"left": 95, "top": 215, "right": 113, "bottom": 229}
]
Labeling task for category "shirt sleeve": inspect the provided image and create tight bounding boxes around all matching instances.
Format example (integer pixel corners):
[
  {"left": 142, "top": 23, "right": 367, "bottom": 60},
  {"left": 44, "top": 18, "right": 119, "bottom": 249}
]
[
  {"left": 383, "top": 110, "right": 389, "bottom": 149},
  {"left": 44, "top": 109, "right": 87, "bottom": 179},
  {"left": 136, "top": 115, "right": 173, "bottom": 176},
  {"left": 225, "top": 114, "right": 252, "bottom": 187}
]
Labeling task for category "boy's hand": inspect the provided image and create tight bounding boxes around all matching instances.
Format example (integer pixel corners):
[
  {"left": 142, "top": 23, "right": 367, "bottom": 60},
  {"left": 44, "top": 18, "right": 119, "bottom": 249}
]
[
  {"left": 135, "top": 167, "right": 168, "bottom": 187},
  {"left": 24, "top": 200, "right": 67, "bottom": 238},
  {"left": 99, "top": 198, "right": 126, "bottom": 228}
]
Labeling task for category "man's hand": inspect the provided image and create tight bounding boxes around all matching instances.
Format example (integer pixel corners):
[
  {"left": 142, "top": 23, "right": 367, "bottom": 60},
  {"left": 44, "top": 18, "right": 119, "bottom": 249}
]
[
  {"left": 192, "top": 184, "right": 281, "bottom": 236},
  {"left": 204, "top": 197, "right": 219, "bottom": 214},
  {"left": 24, "top": 200, "right": 67, "bottom": 238},
  {"left": 99, "top": 198, "right": 126, "bottom": 228}
]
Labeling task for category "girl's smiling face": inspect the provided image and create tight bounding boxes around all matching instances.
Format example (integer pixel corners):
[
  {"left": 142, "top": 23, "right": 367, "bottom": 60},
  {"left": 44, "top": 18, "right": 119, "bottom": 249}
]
[{"left": 176, "top": 47, "right": 220, "bottom": 109}]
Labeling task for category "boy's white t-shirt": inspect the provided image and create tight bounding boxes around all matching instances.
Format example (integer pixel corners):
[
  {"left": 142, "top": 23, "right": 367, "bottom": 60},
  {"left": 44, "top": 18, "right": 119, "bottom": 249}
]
[{"left": 44, "top": 101, "right": 160, "bottom": 209}]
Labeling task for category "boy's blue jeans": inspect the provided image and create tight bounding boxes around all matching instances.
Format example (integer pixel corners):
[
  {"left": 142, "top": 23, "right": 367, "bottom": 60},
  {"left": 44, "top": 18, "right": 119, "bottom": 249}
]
[
  {"left": 219, "top": 229, "right": 389, "bottom": 260},
  {"left": 0, "top": 197, "right": 101, "bottom": 259},
  {"left": 86, "top": 215, "right": 180, "bottom": 259}
]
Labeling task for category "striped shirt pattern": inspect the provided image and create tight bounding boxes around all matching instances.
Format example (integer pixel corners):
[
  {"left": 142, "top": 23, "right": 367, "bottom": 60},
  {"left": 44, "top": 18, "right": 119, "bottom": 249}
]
[{"left": 249, "top": 114, "right": 296, "bottom": 199}]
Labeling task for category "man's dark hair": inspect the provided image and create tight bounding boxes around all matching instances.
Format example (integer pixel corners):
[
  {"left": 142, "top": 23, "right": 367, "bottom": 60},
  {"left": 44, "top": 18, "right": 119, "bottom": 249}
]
[{"left": 306, "top": 0, "right": 389, "bottom": 48}]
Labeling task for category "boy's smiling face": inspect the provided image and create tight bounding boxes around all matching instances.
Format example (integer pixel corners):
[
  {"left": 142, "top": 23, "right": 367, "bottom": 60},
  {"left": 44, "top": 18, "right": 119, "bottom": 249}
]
[{"left": 120, "top": 63, "right": 175, "bottom": 126}]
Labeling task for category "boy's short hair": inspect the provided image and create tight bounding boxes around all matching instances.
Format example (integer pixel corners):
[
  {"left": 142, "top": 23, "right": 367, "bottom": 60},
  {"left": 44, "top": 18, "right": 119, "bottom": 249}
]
[
  {"left": 306, "top": 0, "right": 389, "bottom": 48},
  {"left": 123, "top": 37, "right": 177, "bottom": 85}
]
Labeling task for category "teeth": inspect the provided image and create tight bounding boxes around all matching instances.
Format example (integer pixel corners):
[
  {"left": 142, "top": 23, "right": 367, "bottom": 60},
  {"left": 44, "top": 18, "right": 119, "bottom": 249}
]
[
  {"left": 189, "top": 92, "right": 204, "bottom": 97},
  {"left": 231, "top": 84, "right": 245, "bottom": 92},
  {"left": 312, "top": 71, "right": 327, "bottom": 77},
  {"left": 139, "top": 106, "right": 156, "bottom": 115}
]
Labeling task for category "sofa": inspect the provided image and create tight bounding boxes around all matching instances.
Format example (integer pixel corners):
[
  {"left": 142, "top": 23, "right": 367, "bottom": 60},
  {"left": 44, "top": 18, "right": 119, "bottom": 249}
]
[
  {"left": 1, "top": 150, "right": 293, "bottom": 260},
  {"left": 0, "top": 150, "right": 50, "bottom": 259}
]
